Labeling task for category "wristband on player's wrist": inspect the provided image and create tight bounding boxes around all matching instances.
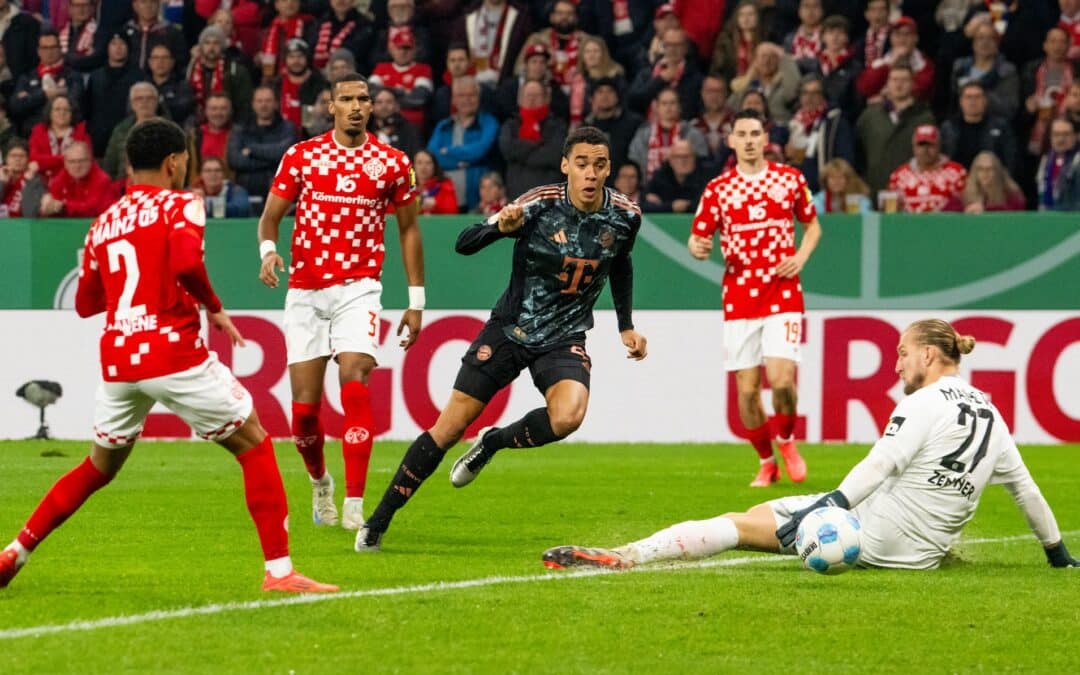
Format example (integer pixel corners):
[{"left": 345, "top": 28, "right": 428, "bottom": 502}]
[
  {"left": 408, "top": 286, "right": 426, "bottom": 310},
  {"left": 259, "top": 240, "right": 276, "bottom": 260}
]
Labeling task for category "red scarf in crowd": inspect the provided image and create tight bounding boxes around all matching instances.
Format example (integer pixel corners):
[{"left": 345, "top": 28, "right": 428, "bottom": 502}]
[
  {"left": 518, "top": 104, "right": 548, "bottom": 141},
  {"left": 60, "top": 19, "right": 97, "bottom": 56},
  {"left": 549, "top": 30, "right": 579, "bottom": 86},
  {"left": 280, "top": 74, "right": 306, "bottom": 128},
  {"left": 48, "top": 126, "right": 75, "bottom": 156},
  {"left": 862, "top": 26, "right": 888, "bottom": 65},
  {"left": 190, "top": 59, "right": 224, "bottom": 107},
  {"left": 199, "top": 124, "right": 229, "bottom": 163},
  {"left": 790, "top": 26, "right": 822, "bottom": 60},
  {"left": 313, "top": 18, "right": 356, "bottom": 69},
  {"left": 566, "top": 69, "right": 586, "bottom": 128},
  {"left": 1, "top": 174, "right": 27, "bottom": 217},
  {"left": 1029, "top": 60, "right": 1074, "bottom": 154},
  {"left": 473, "top": 3, "right": 510, "bottom": 70},
  {"left": 646, "top": 121, "right": 680, "bottom": 179},
  {"left": 736, "top": 36, "right": 754, "bottom": 76},
  {"left": 792, "top": 106, "right": 825, "bottom": 134},
  {"left": 819, "top": 47, "right": 852, "bottom": 76},
  {"left": 37, "top": 60, "right": 64, "bottom": 79},
  {"left": 262, "top": 14, "right": 312, "bottom": 67}
]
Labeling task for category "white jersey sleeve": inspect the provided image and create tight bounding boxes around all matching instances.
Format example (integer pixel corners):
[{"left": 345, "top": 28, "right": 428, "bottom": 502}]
[
  {"left": 990, "top": 440, "right": 1062, "bottom": 547},
  {"left": 865, "top": 393, "right": 936, "bottom": 473}
]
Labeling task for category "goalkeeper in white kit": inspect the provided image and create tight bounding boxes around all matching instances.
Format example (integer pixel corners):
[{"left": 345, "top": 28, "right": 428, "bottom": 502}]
[{"left": 544, "top": 319, "right": 1079, "bottom": 571}]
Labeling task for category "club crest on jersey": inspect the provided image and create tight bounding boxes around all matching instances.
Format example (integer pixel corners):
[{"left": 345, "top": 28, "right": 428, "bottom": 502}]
[
  {"left": 363, "top": 157, "right": 386, "bottom": 180},
  {"left": 884, "top": 416, "right": 906, "bottom": 436},
  {"left": 767, "top": 183, "right": 788, "bottom": 203}
]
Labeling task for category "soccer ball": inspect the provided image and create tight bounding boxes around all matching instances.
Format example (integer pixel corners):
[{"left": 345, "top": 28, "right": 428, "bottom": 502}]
[{"left": 795, "top": 506, "right": 862, "bottom": 575}]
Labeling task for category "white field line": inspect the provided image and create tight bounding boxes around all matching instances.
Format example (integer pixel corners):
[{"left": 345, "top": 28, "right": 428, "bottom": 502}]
[{"left": 1, "top": 529, "right": 1075, "bottom": 641}]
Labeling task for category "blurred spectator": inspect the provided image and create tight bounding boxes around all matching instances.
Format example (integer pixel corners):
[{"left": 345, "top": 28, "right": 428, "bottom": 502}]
[
  {"left": 1064, "top": 82, "right": 1080, "bottom": 130},
  {"left": 0, "top": 140, "right": 43, "bottom": 217},
  {"left": 577, "top": 0, "right": 655, "bottom": 74},
  {"left": 202, "top": 8, "right": 259, "bottom": 82},
  {"left": 854, "top": 0, "right": 889, "bottom": 69},
  {"left": 194, "top": 1, "right": 262, "bottom": 58},
  {"left": 148, "top": 43, "right": 195, "bottom": 127},
  {"left": 371, "top": 87, "right": 422, "bottom": 159},
  {"left": 189, "top": 26, "right": 254, "bottom": 125},
  {"left": 812, "top": 157, "right": 872, "bottom": 214},
  {"left": 1063, "top": 0, "right": 1080, "bottom": 59},
  {"left": 784, "top": 0, "right": 824, "bottom": 71},
  {"left": 228, "top": 85, "right": 298, "bottom": 200},
  {"left": 0, "top": 97, "right": 12, "bottom": 147},
  {"left": 732, "top": 42, "right": 800, "bottom": 125},
  {"left": 887, "top": 124, "right": 966, "bottom": 213},
  {"left": 1036, "top": 117, "right": 1078, "bottom": 210},
  {"left": 812, "top": 15, "right": 859, "bottom": 119},
  {"left": 711, "top": 0, "right": 763, "bottom": 81},
  {"left": 325, "top": 48, "right": 357, "bottom": 83},
  {"left": 961, "top": 1, "right": 1056, "bottom": 70},
  {"left": 963, "top": 150, "right": 1026, "bottom": 213},
  {"left": 0, "top": 45, "right": 13, "bottom": 101},
  {"left": 260, "top": 0, "right": 315, "bottom": 81},
  {"left": 427, "top": 76, "right": 497, "bottom": 210},
  {"left": 413, "top": 149, "right": 459, "bottom": 214},
  {"left": 567, "top": 35, "right": 625, "bottom": 125},
  {"left": 372, "top": 0, "right": 434, "bottom": 74},
  {"left": 123, "top": 0, "right": 187, "bottom": 75},
  {"left": 312, "top": 0, "right": 375, "bottom": 71},
  {"left": 9, "top": 31, "right": 86, "bottom": 138},
  {"left": 273, "top": 39, "right": 329, "bottom": 132},
  {"left": 434, "top": 44, "right": 499, "bottom": 121},
  {"left": 370, "top": 28, "right": 433, "bottom": 132},
  {"left": 103, "top": 82, "right": 163, "bottom": 179},
  {"left": 692, "top": 73, "right": 734, "bottom": 170},
  {"left": 642, "top": 138, "right": 707, "bottom": 213},
  {"left": 28, "top": 94, "right": 91, "bottom": 185},
  {"left": 60, "top": 0, "right": 105, "bottom": 74},
  {"left": 628, "top": 28, "right": 703, "bottom": 120},
  {"left": 645, "top": 3, "right": 681, "bottom": 67},
  {"left": 187, "top": 92, "right": 234, "bottom": 180},
  {"left": 670, "top": 0, "right": 725, "bottom": 69},
  {"left": 191, "top": 156, "right": 251, "bottom": 218},
  {"left": 303, "top": 87, "right": 334, "bottom": 138},
  {"left": 85, "top": 33, "right": 142, "bottom": 157},
  {"left": 583, "top": 77, "right": 642, "bottom": 181},
  {"left": 516, "top": 0, "right": 595, "bottom": 94},
  {"left": 628, "top": 87, "right": 707, "bottom": 183},
  {"left": 786, "top": 74, "right": 855, "bottom": 193},
  {"left": 949, "top": 20, "right": 1019, "bottom": 121},
  {"left": 498, "top": 79, "right": 567, "bottom": 198},
  {"left": 856, "top": 65, "right": 935, "bottom": 197},
  {"left": 37, "top": 141, "right": 114, "bottom": 218},
  {"left": 0, "top": 0, "right": 40, "bottom": 81},
  {"left": 856, "top": 17, "right": 935, "bottom": 104},
  {"left": 497, "top": 44, "right": 569, "bottom": 121},
  {"left": 941, "top": 81, "right": 1017, "bottom": 175},
  {"left": 1022, "top": 27, "right": 1071, "bottom": 156},
  {"left": 612, "top": 160, "right": 642, "bottom": 204},
  {"left": 454, "top": 0, "right": 530, "bottom": 88},
  {"left": 473, "top": 170, "right": 506, "bottom": 215}
]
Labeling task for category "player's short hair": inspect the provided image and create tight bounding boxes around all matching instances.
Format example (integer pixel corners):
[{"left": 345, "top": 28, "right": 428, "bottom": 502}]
[
  {"left": 907, "top": 319, "right": 976, "bottom": 364},
  {"left": 126, "top": 118, "right": 187, "bottom": 171},
  {"left": 330, "top": 73, "right": 369, "bottom": 99},
  {"left": 562, "top": 125, "right": 610, "bottom": 158},
  {"left": 732, "top": 108, "right": 766, "bottom": 128}
]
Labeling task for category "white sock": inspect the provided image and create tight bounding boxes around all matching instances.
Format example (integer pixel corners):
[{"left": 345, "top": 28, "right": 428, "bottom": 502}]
[
  {"left": 343, "top": 497, "right": 363, "bottom": 508},
  {"left": 7, "top": 539, "right": 29, "bottom": 566},
  {"left": 618, "top": 516, "right": 740, "bottom": 565},
  {"left": 311, "top": 473, "right": 332, "bottom": 486},
  {"left": 265, "top": 555, "right": 293, "bottom": 578}
]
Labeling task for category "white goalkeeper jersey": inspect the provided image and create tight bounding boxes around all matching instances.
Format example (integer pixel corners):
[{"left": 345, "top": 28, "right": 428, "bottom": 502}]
[{"left": 854, "top": 376, "right": 1053, "bottom": 570}]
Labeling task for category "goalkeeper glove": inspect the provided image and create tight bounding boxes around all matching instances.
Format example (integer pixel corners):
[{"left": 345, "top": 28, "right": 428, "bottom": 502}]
[
  {"left": 1044, "top": 541, "right": 1080, "bottom": 568},
  {"left": 775, "top": 490, "right": 851, "bottom": 549}
]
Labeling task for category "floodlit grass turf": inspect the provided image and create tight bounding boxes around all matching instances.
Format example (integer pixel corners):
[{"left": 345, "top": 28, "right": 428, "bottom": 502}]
[{"left": 0, "top": 440, "right": 1078, "bottom": 673}]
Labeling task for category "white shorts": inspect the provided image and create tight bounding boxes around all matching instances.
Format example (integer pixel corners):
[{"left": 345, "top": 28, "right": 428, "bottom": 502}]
[
  {"left": 93, "top": 354, "right": 253, "bottom": 448},
  {"left": 284, "top": 278, "right": 382, "bottom": 365},
  {"left": 723, "top": 312, "right": 802, "bottom": 371}
]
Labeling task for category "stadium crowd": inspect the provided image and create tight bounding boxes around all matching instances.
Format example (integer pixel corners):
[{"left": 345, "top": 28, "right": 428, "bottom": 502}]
[{"left": 0, "top": 0, "right": 1079, "bottom": 219}]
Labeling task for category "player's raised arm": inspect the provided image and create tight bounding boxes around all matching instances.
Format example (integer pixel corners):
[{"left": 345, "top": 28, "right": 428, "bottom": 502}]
[
  {"left": 395, "top": 196, "right": 425, "bottom": 350},
  {"left": 455, "top": 203, "right": 524, "bottom": 255},
  {"left": 256, "top": 192, "right": 291, "bottom": 288}
]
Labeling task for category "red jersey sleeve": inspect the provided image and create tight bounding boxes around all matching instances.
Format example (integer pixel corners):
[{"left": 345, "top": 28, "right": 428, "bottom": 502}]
[
  {"left": 793, "top": 169, "right": 816, "bottom": 223},
  {"left": 391, "top": 153, "right": 418, "bottom": 207},
  {"left": 269, "top": 145, "right": 302, "bottom": 202},
  {"left": 166, "top": 194, "right": 223, "bottom": 313},
  {"left": 690, "top": 182, "right": 721, "bottom": 238}
]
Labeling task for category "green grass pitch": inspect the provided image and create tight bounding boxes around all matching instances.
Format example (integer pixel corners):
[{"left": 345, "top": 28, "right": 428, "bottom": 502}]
[{"left": 1, "top": 439, "right": 1078, "bottom": 673}]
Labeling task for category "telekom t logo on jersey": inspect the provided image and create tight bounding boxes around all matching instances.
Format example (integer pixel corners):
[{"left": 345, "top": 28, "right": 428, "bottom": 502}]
[
  {"left": 336, "top": 174, "right": 357, "bottom": 192},
  {"left": 747, "top": 202, "right": 767, "bottom": 221}
]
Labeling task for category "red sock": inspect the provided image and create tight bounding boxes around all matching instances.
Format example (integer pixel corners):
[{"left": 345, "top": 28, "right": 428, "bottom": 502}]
[
  {"left": 18, "top": 457, "right": 112, "bottom": 551},
  {"left": 291, "top": 400, "right": 326, "bottom": 480},
  {"left": 745, "top": 423, "right": 774, "bottom": 462},
  {"left": 341, "top": 381, "right": 374, "bottom": 498},
  {"left": 772, "top": 413, "right": 797, "bottom": 441},
  {"left": 235, "top": 437, "right": 290, "bottom": 561}
]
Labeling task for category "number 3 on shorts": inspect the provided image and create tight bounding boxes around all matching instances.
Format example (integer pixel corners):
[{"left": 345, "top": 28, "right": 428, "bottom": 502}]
[
  {"left": 368, "top": 311, "right": 377, "bottom": 338},
  {"left": 784, "top": 319, "right": 800, "bottom": 344}
]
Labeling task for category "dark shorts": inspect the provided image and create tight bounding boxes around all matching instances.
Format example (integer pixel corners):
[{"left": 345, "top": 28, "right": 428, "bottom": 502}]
[{"left": 452, "top": 321, "right": 592, "bottom": 403}]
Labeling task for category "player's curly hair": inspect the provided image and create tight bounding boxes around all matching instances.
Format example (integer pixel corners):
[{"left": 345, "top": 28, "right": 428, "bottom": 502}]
[
  {"left": 907, "top": 319, "right": 976, "bottom": 364},
  {"left": 125, "top": 118, "right": 187, "bottom": 171},
  {"left": 562, "top": 125, "right": 610, "bottom": 157}
]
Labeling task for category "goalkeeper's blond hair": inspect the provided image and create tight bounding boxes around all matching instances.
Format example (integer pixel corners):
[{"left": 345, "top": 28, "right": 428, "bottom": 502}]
[{"left": 906, "top": 319, "right": 976, "bottom": 365}]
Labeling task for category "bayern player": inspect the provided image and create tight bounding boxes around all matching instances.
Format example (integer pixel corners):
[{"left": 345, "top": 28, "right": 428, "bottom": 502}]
[
  {"left": 543, "top": 319, "right": 1080, "bottom": 571},
  {"left": 688, "top": 108, "right": 823, "bottom": 487},
  {"left": 0, "top": 119, "right": 338, "bottom": 593},
  {"left": 355, "top": 126, "right": 648, "bottom": 552},
  {"left": 257, "top": 73, "right": 425, "bottom": 531}
]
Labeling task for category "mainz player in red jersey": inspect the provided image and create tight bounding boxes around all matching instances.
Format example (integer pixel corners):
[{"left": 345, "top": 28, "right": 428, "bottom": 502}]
[
  {"left": 0, "top": 119, "right": 337, "bottom": 594},
  {"left": 257, "top": 73, "right": 425, "bottom": 531},
  {"left": 688, "top": 109, "right": 823, "bottom": 488}
]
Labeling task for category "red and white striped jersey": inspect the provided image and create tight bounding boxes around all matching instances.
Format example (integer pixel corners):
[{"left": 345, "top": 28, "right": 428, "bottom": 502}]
[
  {"left": 888, "top": 158, "right": 966, "bottom": 213},
  {"left": 270, "top": 130, "right": 417, "bottom": 290},
  {"left": 691, "top": 162, "right": 816, "bottom": 319}
]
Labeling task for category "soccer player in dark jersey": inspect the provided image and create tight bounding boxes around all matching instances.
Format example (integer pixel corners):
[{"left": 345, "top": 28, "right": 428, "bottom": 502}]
[{"left": 355, "top": 125, "right": 648, "bottom": 552}]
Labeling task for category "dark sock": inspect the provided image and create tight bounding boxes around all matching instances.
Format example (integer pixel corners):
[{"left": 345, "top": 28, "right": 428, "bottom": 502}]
[
  {"left": 366, "top": 432, "right": 445, "bottom": 533},
  {"left": 482, "top": 408, "right": 565, "bottom": 459}
]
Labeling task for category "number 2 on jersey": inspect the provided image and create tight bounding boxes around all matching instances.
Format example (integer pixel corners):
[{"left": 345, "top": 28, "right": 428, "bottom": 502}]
[
  {"left": 940, "top": 403, "right": 994, "bottom": 473},
  {"left": 106, "top": 240, "right": 146, "bottom": 318}
]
